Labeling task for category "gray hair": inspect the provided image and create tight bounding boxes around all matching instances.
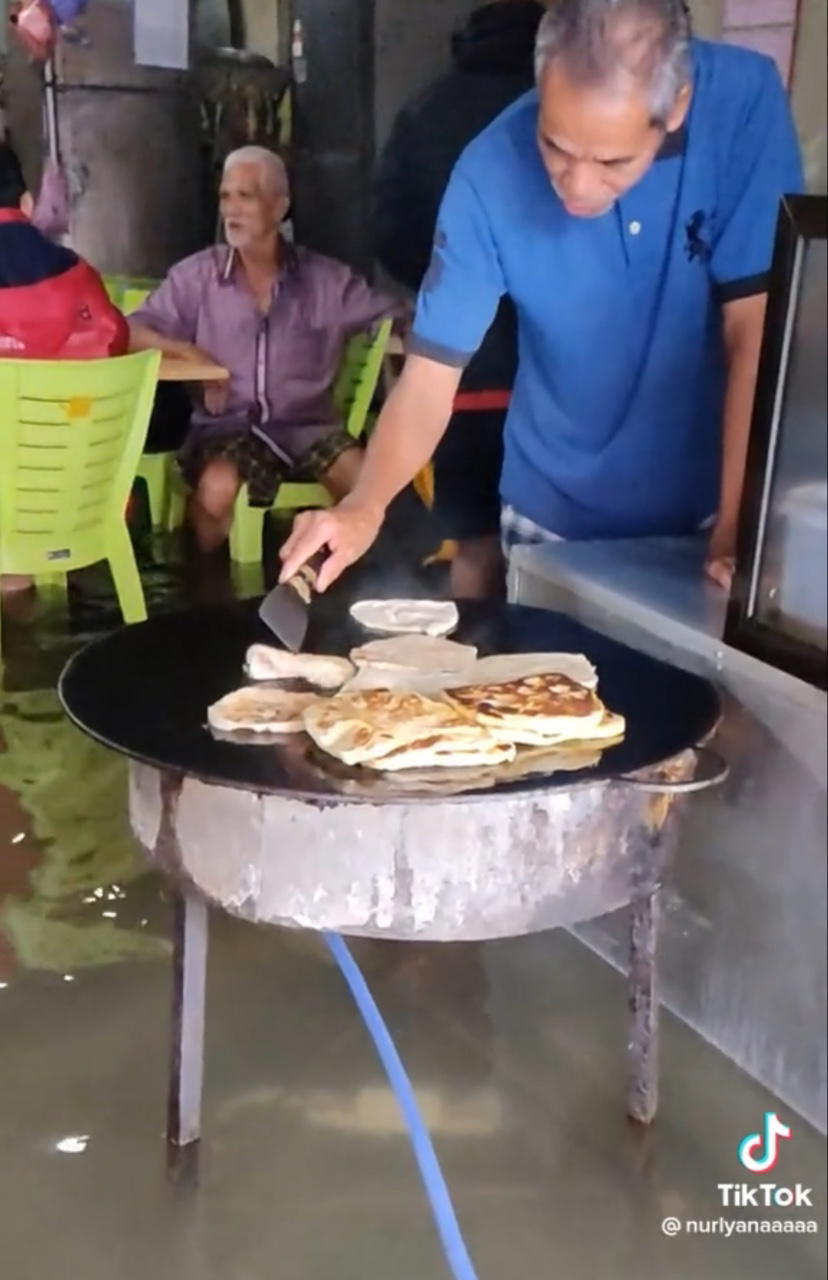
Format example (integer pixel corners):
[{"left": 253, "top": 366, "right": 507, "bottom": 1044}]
[
  {"left": 223, "top": 146, "right": 289, "bottom": 197},
  {"left": 534, "top": 1, "right": 692, "bottom": 124}
]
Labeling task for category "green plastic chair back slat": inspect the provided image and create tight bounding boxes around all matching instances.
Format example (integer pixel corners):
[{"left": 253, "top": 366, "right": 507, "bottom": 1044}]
[
  {"left": 332, "top": 322, "right": 387, "bottom": 428},
  {"left": 0, "top": 351, "right": 161, "bottom": 655},
  {"left": 102, "top": 276, "right": 158, "bottom": 312},
  {"left": 122, "top": 286, "right": 154, "bottom": 315},
  {"left": 103, "top": 276, "right": 123, "bottom": 306}
]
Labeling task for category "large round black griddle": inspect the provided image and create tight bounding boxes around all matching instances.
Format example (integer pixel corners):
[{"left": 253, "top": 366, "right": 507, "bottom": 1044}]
[{"left": 58, "top": 597, "right": 720, "bottom": 803}]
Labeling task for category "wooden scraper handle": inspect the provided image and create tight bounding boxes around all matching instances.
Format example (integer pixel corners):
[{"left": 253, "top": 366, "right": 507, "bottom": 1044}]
[{"left": 287, "top": 549, "right": 327, "bottom": 602}]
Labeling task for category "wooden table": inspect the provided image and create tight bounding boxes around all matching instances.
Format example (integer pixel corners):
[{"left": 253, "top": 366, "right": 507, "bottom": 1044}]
[{"left": 158, "top": 356, "right": 229, "bottom": 383}]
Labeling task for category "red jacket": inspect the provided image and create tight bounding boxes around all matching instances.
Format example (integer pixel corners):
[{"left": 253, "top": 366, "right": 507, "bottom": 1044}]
[{"left": 0, "top": 209, "right": 128, "bottom": 360}]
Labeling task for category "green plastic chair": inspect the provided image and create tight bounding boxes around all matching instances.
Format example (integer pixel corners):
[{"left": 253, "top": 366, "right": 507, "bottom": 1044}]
[
  {"left": 115, "top": 284, "right": 173, "bottom": 529},
  {"left": 98, "top": 281, "right": 171, "bottom": 528},
  {"left": 102, "top": 276, "right": 158, "bottom": 309},
  {"left": 0, "top": 351, "right": 161, "bottom": 656},
  {"left": 226, "top": 317, "right": 393, "bottom": 563},
  {"left": 122, "top": 285, "right": 154, "bottom": 316},
  {"left": 103, "top": 276, "right": 123, "bottom": 306}
]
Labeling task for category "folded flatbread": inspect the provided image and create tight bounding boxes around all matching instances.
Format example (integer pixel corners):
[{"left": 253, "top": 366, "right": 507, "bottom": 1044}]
[
  {"left": 370, "top": 741, "right": 605, "bottom": 791},
  {"left": 208, "top": 686, "right": 319, "bottom": 735},
  {"left": 446, "top": 652, "right": 598, "bottom": 690},
  {"left": 244, "top": 644, "right": 354, "bottom": 689},
  {"left": 349, "top": 599, "right": 459, "bottom": 637},
  {"left": 302, "top": 688, "right": 504, "bottom": 768},
  {"left": 445, "top": 672, "right": 625, "bottom": 747},
  {"left": 362, "top": 730, "right": 515, "bottom": 772},
  {"left": 343, "top": 647, "right": 598, "bottom": 696}
]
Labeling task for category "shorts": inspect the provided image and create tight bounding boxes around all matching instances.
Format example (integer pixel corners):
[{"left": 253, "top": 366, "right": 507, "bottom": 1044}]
[
  {"left": 432, "top": 409, "right": 505, "bottom": 541},
  {"left": 179, "top": 427, "right": 358, "bottom": 508},
  {"left": 500, "top": 505, "right": 718, "bottom": 556}
]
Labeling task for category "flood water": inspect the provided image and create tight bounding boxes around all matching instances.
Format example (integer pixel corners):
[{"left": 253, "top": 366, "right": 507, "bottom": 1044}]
[{"left": 1, "top": 500, "right": 825, "bottom": 1280}]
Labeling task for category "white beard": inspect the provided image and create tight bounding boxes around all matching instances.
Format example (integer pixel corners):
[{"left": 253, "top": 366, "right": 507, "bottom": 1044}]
[{"left": 224, "top": 226, "right": 255, "bottom": 249}]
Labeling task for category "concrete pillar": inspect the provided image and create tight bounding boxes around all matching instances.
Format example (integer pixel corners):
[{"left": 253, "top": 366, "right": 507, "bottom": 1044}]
[{"left": 4, "top": 0, "right": 207, "bottom": 276}]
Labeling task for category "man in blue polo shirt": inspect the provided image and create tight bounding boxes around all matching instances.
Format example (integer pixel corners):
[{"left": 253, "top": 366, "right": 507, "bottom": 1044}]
[{"left": 280, "top": 0, "right": 803, "bottom": 594}]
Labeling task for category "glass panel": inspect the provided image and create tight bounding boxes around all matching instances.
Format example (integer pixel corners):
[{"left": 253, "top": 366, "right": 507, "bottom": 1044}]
[{"left": 755, "top": 238, "right": 828, "bottom": 648}]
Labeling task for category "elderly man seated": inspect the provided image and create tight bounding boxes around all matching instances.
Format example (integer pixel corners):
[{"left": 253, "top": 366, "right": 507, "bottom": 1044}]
[{"left": 129, "top": 146, "right": 400, "bottom": 551}]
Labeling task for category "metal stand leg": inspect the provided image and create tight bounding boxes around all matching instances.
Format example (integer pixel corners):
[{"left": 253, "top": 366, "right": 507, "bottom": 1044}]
[
  {"left": 627, "top": 858, "right": 661, "bottom": 1125},
  {"left": 167, "top": 888, "right": 208, "bottom": 1148},
  {"left": 626, "top": 803, "right": 681, "bottom": 1125}
]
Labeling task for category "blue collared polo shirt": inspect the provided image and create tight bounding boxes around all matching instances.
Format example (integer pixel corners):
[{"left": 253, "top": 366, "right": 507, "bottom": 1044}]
[{"left": 410, "top": 39, "right": 804, "bottom": 539}]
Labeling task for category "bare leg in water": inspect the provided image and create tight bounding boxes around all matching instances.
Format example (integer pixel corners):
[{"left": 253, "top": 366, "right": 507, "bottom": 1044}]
[
  {"left": 449, "top": 535, "right": 505, "bottom": 600},
  {"left": 181, "top": 458, "right": 243, "bottom": 605},
  {"left": 188, "top": 457, "right": 243, "bottom": 553}
]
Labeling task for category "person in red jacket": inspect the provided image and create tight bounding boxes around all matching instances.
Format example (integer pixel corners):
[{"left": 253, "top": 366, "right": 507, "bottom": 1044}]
[
  {"left": 0, "top": 144, "right": 127, "bottom": 360},
  {"left": 0, "top": 143, "right": 128, "bottom": 594}
]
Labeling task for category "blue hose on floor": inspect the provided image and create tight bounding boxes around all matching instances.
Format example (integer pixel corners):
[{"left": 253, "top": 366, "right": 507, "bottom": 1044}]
[{"left": 324, "top": 932, "right": 480, "bottom": 1280}]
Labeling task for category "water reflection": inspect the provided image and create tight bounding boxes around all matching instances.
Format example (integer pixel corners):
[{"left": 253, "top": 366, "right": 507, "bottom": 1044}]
[
  {"left": 1, "top": 523, "right": 827, "bottom": 1280},
  {"left": 0, "top": 686, "right": 170, "bottom": 974},
  {"left": 0, "top": 530, "right": 207, "bottom": 981}
]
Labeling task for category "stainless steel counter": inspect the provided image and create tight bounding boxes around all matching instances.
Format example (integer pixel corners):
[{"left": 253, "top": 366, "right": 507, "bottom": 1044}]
[{"left": 510, "top": 536, "right": 827, "bottom": 1133}]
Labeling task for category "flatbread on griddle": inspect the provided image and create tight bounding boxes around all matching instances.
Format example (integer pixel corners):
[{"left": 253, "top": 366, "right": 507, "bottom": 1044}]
[
  {"left": 445, "top": 652, "right": 598, "bottom": 691},
  {"left": 350, "top": 634, "right": 477, "bottom": 673},
  {"left": 363, "top": 729, "right": 515, "bottom": 772},
  {"left": 446, "top": 672, "right": 625, "bottom": 747},
  {"left": 340, "top": 666, "right": 455, "bottom": 695},
  {"left": 302, "top": 688, "right": 489, "bottom": 767},
  {"left": 244, "top": 644, "right": 353, "bottom": 689},
  {"left": 371, "top": 741, "right": 605, "bottom": 789},
  {"left": 343, "top": 643, "right": 599, "bottom": 698},
  {"left": 349, "top": 599, "right": 459, "bottom": 637},
  {"left": 208, "top": 686, "right": 319, "bottom": 735}
]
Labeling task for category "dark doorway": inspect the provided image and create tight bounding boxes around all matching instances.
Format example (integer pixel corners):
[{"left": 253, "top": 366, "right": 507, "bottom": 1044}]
[{"left": 289, "top": 0, "right": 376, "bottom": 273}]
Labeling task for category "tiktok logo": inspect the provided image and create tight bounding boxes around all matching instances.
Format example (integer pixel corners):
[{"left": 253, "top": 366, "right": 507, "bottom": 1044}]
[
  {"left": 739, "top": 1112, "right": 792, "bottom": 1174},
  {"left": 719, "top": 1113, "right": 811, "bottom": 1210}
]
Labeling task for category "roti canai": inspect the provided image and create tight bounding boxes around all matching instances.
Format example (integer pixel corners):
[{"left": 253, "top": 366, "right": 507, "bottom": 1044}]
[
  {"left": 367, "top": 741, "right": 606, "bottom": 791},
  {"left": 302, "top": 688, "right": 508, "bottom": 768},
  {"left": 343, "top": 634, "right": 476, "bottom": 694},
  {"left": 446, "top": 672, "right": 625, "bottom": 747},
  {"left": 208, "top": 686, "right": 319, "bottom": 735},
  {"left": 349, "top": 599, "right": 459, "bottom": 637},
  {"left": 445, "top": 652, "right": 598, "bottom": 690},
  {"left": 350, "top": 633, "right": 477, "bottom": 673},
  {"left": 244, "top": 644, "right": 354, "bottom": 689},
  {"left": 344, "top": 646, "right": 598, "bottom": 696}
]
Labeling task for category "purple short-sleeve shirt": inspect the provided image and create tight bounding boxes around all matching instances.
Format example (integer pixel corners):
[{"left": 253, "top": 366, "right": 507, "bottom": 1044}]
[{"left": 131, "top": 242, "right": 399, "bottom": 456}]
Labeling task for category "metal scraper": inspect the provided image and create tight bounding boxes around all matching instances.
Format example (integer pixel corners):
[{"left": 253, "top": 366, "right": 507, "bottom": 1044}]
[{"left": 258, "top": 550, "right": 327, "bottom": 652}]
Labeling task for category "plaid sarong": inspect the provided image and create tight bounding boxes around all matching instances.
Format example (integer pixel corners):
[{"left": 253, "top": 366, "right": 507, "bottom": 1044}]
[{"left": 180, "top": 428, "right": 358, "bottom": 508}]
